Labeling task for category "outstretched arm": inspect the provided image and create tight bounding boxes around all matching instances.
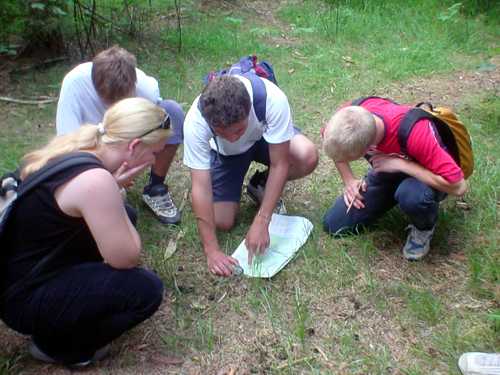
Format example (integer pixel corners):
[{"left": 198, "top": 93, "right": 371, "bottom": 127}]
[
  {"left": 191, "top": 168, "right": 239, "bottom": 276},
  {"left": 245, "top": 141, "right": 289, "bottom": 263}
]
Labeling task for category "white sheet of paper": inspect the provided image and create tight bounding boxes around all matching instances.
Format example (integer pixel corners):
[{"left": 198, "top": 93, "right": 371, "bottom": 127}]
[{"left": 231, "top": 214, "right": 313, "bottom": 278}]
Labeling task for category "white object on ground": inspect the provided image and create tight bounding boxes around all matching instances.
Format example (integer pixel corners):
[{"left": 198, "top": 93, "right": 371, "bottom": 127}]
[
  {"left": 458, "top": 352, "right": 500, "bottom": 375},
  {"left": 231, "top": 214, "right": 313, "bottom": 278}
]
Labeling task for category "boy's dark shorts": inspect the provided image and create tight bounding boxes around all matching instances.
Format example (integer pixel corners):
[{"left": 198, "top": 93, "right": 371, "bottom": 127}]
[{"left": 210, "top": 128, "right": 301, "bottom": 203}]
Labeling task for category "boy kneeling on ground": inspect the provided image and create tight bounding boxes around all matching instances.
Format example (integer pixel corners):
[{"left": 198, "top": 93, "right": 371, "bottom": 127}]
[
  {"left": 321, "top": 97, "right": 467, "bottom": 260},
  {"left": 184, "top": 76, "right": 318, "bottom": 276}
]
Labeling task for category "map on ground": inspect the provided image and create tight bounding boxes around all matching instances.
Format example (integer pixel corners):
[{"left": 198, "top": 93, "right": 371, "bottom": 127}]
[{"left": 231, "top": 214, "right": 314, "bottom": 278}]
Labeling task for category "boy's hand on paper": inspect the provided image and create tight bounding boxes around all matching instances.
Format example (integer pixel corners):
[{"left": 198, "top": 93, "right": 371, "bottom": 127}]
[
  {"left": 206, "top": 248, "right": 239, "bottom": 277},
  {"left": 245, "top": 219, "right": 270, "bottom": 265},
  {"left": 343, "top": 178, "right": 367, "bottom": 210}
]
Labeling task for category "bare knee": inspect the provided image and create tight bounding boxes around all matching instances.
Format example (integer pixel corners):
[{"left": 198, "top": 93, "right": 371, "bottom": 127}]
[
  {"left": 215, "top": 216, "right": 236, "bottom": 231},
  {"left": 214, "top": 202, "right": 239, "bottom": 231},
  {"left": 302, "top": 145, "right": 319, "bottom": 175},
  {"left": 290, "top": 139, "right": 319, "bottom": 179}
]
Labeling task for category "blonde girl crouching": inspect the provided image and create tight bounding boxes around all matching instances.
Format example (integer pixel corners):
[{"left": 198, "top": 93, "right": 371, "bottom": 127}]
[{"left": 0, "top": 97, "right": 170, "bottom": 367}]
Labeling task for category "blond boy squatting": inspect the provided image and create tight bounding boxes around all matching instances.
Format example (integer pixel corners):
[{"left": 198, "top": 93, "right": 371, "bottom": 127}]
[{"left": 322, "top": 99, "right": 466, "bottom": 260}]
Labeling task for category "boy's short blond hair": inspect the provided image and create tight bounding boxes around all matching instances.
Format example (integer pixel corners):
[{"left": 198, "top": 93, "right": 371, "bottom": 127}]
[{"left": 323, "top": 106, "right": 376, "bottom": 162}]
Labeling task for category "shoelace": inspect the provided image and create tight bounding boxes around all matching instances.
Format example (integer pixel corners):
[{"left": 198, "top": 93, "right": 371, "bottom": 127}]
[
  {"left": 408, "top": 225, "right": 431, "bottom": 245},
  {"left": 148, "top": 193, "right": 176, "bottom": 214}
]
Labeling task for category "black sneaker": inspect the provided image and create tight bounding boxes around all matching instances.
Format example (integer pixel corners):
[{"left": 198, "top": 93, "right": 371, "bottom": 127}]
[
  {"left": 247, "top": 169, "right": 287, "bottom": 215},
  {"left": 142, "top": 184, "right": 181, "bottom": 224}
]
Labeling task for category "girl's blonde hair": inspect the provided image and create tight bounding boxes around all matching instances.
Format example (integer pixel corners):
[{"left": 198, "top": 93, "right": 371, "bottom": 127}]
[
  {"left": 21, "top": 97, "right": 170, "bottom": 178},
  {"left": 323, "top": 106, "right": 376, "bottom": 162}
]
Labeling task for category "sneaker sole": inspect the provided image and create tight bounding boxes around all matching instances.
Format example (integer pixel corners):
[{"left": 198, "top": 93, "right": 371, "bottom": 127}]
[{"left": 403, "top": 251, "right": 427, "bottom": 261}]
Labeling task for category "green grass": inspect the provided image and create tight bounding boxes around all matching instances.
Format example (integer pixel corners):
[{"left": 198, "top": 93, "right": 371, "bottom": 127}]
[{"left": 0, "top": 0, "right": 499, "bottom": 374}]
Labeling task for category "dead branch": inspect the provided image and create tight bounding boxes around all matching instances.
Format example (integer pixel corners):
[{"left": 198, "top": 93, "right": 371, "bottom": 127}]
[
  {"left": 0, "top": 96, "right": 58, "bottom": 105},
  {"left": 12, "top": 57, "right": 67, "bottom": 73}
]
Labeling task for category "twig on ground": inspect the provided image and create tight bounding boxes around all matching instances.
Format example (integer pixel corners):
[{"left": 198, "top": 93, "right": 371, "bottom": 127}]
[
  {"left": 172, "top": 275, "right": 181, "bottom": 295},
  {"left": 151, "top": 354, "right": 184, "bottom": 366},
  {"left": 275, "top": 356, "right": 314, "bottom": 370},
  {"left": 0, "top": 96, "right": 58, "bottom": 105},
  {"left": 314, "top": 344, "right": 329, "bottom": 362},
  {"left": 216, "top": 291, "right": 227, "bottom": 303},
  {"left": 179, "top": 189, "right": 189, "bottom": 213}
]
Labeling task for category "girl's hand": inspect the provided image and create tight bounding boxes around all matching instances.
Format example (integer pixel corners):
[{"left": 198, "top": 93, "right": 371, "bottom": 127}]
[{"left": 113, "top": 161, "right": 152, "bottom": 188}]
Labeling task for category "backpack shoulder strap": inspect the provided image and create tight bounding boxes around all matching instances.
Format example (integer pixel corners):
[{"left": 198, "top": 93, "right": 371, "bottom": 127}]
[
  {"left": 399, "top": 107, "right": 462, "bottom": 164},
  {"left": 18, "top": 153, "right": 102, "bottom": 197},
  {"left": 242, "top": 72, "right": 267, "bottom": 124},
  {"left": 398, "top": 108, "right": 437, "bottom": 155}
]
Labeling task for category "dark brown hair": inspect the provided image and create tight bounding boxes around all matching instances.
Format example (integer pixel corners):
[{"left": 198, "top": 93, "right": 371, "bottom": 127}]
[
  {"left": 199, "top": 76, "right": 251, "bottom": 128},
  {"left": 91, "top": 46, "right": 137, "bottom": 104}
]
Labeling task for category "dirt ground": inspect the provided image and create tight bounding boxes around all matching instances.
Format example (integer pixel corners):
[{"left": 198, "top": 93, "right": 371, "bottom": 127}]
[
  {"left": 0, "top": 0, "right": 498, "bottom": 372},
  {"left": 0, "top": 55, "right": 497, "bottom": 375}
]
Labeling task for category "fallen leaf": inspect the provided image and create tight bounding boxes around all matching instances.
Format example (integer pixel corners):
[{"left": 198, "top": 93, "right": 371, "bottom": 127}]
[
  {"left": 342, "top": 55, "right": 354, "bottom": 64},
  {"left": 164, "top": 230, "right": 184, "bottom": 260},
  {"left": 456, "top": 200, "right": 471, "bottom": 210}
]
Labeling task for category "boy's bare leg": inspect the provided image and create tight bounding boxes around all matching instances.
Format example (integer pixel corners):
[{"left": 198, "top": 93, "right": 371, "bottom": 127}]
[
  {"left": 288, "top": 133, "right": 318, "bottom": 180},
  {"left": 152, "top": 144, "right": 178, "bottom": 177},
  {"left": 214, "top": 202, "right": 240, "bottom": 231}
]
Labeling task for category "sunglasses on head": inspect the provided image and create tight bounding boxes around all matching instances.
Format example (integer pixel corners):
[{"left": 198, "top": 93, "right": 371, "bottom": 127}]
[{"left": 139, "top": 113, "right": 170, "bottom": 138}]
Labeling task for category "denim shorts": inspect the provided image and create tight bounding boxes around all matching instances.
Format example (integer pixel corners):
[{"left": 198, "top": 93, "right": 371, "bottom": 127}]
[{"left": 210, "top": 127, "right": 300, "bottom": 203}]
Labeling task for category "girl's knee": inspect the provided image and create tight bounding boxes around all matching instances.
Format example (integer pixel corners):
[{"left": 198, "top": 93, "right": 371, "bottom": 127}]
[{"left": 120, "top": 269, "right": 164, "bottom": 313}]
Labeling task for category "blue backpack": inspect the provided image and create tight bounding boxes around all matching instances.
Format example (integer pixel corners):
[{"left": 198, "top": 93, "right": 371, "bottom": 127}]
[{"left": 203, "top": 55, "right": 277, "bottom": 124}]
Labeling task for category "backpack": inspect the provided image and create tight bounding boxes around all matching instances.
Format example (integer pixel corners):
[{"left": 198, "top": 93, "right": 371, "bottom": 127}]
[
  {"left": 0, "top": 153, "right": 103, "bottom": 300},
  {"left": 351, "top": 96, "right": 474, "bottom": 179},
  {"left": 203, "top": 55, "right": 278, "bottom": 124}
]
